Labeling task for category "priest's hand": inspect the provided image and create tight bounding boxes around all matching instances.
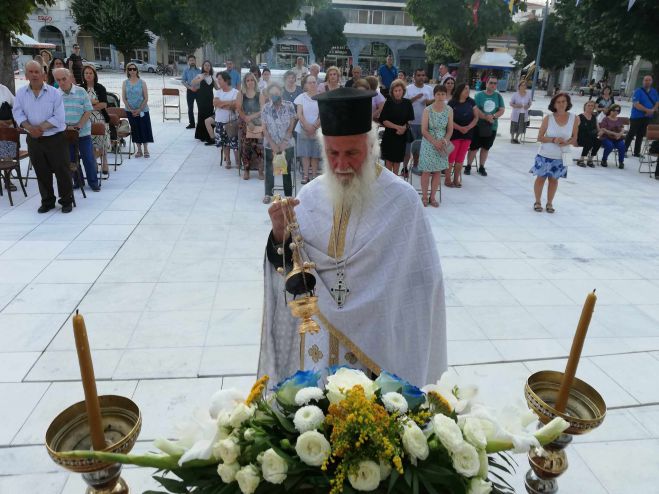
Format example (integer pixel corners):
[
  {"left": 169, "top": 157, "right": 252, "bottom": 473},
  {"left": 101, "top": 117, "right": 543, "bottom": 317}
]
[{"left": 269, "top": 198, "right": 300, "bottom": 243}]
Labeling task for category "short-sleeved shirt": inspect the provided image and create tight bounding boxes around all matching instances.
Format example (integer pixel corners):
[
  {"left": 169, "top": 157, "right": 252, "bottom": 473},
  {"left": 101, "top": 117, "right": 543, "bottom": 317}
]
[
  {"left": 214, "top": 88, "right": 239, "bottom": 123},
  {"left": 228, "top": 69, "right": 241, "bottom": 89},
  {"left": 293, "top": 92, "right": 319, "bottom": 133},
  {"left": 448, "top": 97, "right": 477, "bottom": 139},
  {"left": 378, "top": 64, "right": 398, "bottom": 89},
  {"left": 60, "top": 85, "right": 93, "bottom": 137},
  {"left": 261, "top": 100, "right": 296, "bottom": 149},
  {"left": 282, "top": 86, "right": 303, "bottom": 104},
  {"left": 182, "top": 66, "right": 201, "bottom": 88},
  {"left": 405, "top": 84, "right": 433, "bottom": 125},
  {"left": 474, "top": 90, "right": 505, "bottom": 131},
  {"left": 599, "top": 116, "right": 624, "bottom": 138},
  {"left": 292, "top": 66, "right": 309, "bottom": 86},
  {"left": 68, "top": 53, "right": 83, "bottom": 83},
  {"left": 630, "top": 87, "right": 658, "bottom": 120}
]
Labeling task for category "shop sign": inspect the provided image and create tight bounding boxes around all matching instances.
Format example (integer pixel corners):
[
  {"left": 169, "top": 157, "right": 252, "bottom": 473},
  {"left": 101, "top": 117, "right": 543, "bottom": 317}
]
[
  {"left": 38, "top": 15, "right": 53, "bottom": 22},
  {"left": 277, "top": 43, "right": 309, "bottom": 54}
]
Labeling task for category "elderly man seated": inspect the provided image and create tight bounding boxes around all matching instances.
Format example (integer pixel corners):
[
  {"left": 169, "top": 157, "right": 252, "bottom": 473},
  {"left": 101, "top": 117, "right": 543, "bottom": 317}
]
[{"left": 53, "top": 68, "right": 100, "bottom": 191}]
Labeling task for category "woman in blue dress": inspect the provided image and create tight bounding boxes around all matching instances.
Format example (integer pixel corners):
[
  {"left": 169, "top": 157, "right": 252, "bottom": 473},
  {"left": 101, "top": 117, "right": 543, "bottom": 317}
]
[
  {"left": 122, "top": 62, "right": 154, "bottom": 158},
  {"left": 419, "top": 84, "right": 453, "bottom": 207}
]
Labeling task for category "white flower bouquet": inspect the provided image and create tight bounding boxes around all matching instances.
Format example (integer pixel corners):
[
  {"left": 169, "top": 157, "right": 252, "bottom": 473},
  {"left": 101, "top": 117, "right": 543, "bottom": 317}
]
[{"left": 63, "top": 368, "right": 568, "bottom": 494}]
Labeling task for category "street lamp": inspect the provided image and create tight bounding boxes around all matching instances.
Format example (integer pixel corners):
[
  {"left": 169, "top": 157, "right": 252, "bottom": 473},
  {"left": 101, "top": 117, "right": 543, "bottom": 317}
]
[{"left": 530, "top": 0, "right": 549, "bottom": 101}]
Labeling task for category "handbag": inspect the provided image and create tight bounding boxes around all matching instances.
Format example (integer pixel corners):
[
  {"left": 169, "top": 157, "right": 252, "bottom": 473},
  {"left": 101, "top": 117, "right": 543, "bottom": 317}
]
[
  {"left": 246, "top": 122, "right": 264, "bottom": 140},
  {"left": 224, "top": 113, "right": 239, "bottom": 139},
  {"left": 273, "top": 151, "right": 288, "bottom": 175},
  {"left": 477, "top": 119, "right": 493, "bottom": 137},
  {"left": 438, "top": 139, "right": 455, "bottom": 158},
  {"left": 0, "top": 102, "right": 12, "bottom": 121},
  {"left": 404, "top": 126, "right": 415, "bottom": 143}
]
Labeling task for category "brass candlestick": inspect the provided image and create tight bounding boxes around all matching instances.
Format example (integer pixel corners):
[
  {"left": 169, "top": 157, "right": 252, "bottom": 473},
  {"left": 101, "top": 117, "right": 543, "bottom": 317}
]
[
  {"left": 273, "top": 195, "right": 321, "bottom": 369},
  {"left": 46, "top": 395, "right": 142, "bottom": 494}
]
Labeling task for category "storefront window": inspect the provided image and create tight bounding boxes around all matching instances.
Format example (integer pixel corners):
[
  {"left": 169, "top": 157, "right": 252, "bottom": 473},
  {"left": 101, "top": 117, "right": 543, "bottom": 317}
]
[
  {"left": 93, "top": 41, "right": 111, "bottom": 63},
  {"left": 372, "top": 11, "right": 383, "bottom": 24}
]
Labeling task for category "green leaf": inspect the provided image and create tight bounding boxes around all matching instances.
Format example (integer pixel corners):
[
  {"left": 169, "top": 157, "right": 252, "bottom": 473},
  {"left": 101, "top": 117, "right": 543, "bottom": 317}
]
[
  {"left": 388, "top": 469, "right": 400, "bottom": 494},
  {"left": 152, "top": 475, "right": 189, "bottom": 494}
]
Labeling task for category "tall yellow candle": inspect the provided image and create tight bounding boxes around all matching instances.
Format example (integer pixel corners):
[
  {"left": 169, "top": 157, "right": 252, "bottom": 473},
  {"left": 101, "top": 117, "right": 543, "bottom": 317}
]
[
  {"left": 555, "top": 290, "right": 597, "bottom": 413},
  {"left": 72, "top": 310, "right": 106, "bottom": 451}
]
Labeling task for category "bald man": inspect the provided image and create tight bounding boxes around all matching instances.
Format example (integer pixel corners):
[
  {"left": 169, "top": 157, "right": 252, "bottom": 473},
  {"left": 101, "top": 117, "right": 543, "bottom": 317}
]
[{"left": 12, "top": 60, "right": 73, "bottom": 213}]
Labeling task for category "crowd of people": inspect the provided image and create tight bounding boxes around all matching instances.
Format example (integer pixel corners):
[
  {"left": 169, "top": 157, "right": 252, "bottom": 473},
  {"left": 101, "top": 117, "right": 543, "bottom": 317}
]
[{"left": 1, "top": 51, "right": 657, "bottom": 215}]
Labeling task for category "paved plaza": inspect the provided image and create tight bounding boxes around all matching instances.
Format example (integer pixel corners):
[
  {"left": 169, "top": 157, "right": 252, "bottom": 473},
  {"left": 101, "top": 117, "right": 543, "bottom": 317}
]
[{"left": 0, "top": 74, "right": 658, "bottom": 493}]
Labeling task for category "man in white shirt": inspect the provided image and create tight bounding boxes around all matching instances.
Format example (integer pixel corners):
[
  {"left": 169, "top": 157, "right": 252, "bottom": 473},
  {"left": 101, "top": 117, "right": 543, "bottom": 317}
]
[
  {"left": 292, "top": 57, "right": 309, "bottom": 87},
  {"left": 403, "top": 68, "right": 434, "bottom": 170},
  {"left": 438, "top": 64, "right": 451, "bottom": 85}
]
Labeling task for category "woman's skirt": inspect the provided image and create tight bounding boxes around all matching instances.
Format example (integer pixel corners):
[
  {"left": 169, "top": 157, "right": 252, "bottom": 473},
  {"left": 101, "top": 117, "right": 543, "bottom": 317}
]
[
  {"left": 296, "top": 133, "right": 321, "bottom": 159},
  {"left": 89, "top": 110, "right": 111, "bottom": 152},
  {"left": 215, "top": 121, "right": 239, "bottom": 150},
  {"left": 126, "top": 111, "right": 154, "bottom": 144},
  {"left": 529, "top": 154, "right": 567, "bottom": 179}
]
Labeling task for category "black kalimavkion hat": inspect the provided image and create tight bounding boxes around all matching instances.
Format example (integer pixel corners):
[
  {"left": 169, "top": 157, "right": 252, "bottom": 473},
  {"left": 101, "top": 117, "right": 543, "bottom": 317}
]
[{"left": 312, "top": 87, "right": 376, "bottom": 136}]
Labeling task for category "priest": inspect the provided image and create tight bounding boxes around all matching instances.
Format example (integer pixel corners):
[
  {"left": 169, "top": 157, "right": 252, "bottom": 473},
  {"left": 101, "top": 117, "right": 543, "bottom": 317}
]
[{"left": 259, "top": 87, "right": 447, "bottom": 386}]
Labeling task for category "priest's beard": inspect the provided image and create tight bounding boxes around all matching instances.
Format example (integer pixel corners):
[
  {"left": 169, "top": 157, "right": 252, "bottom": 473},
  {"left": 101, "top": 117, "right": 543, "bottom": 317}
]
[{"left": 319, "top": 127, "right": 379, "bottom": 212}]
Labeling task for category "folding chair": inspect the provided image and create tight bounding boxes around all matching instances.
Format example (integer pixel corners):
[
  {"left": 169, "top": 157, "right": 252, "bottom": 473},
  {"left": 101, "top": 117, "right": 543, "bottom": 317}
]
[
  {"left": 639, "top": 125, "right": 659, "bottom": 176},
  {"left": 64, "top": 129, "right": 86, "bottom": 206},
  {"left": 0, "top": 128, "right": 28, "bottom": 206},
  {"left": 91, "top": 122, "right": 108, "bottom": 182},
  {"left": 107, "top": 107, "right": 133, "bottom": 168},
  {"left": 162, "top": 88, "right": 181, "bottom": 122},
  {"left": 523, "top": 110, "right": 544, "bottom": 143}
]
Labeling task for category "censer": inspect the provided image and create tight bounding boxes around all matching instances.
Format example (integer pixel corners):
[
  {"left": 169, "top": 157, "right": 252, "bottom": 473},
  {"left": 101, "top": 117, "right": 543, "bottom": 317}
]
[{"left": 272, "top": 194, "right": 321, "bottom": 369}]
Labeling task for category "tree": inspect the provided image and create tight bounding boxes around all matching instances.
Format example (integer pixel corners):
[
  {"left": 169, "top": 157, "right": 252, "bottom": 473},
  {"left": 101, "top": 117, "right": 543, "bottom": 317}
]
[
  {"left": 0, "top": 0, "right": 54, "bottom": 93},
  {"left": 555, "top": 0, "right": 659, "bottom": 83},
  {"left": 71, "top": 0, "right": 151, "bottom": 65},
  {"left": 304, "top": 8, "right": 346, "bottom": 66},
  {"left": 406, "top": 0, "right": 512, "bottom": 83},
  {"left": 517, "top": 13, "right": 584, "bottom": 91},
  {"left": 188, "top": 0, "right": 307, "bottom": 66},
  {"left": 136, "top": 0, "right": 206, "bottom": 61},
  {"left": 423, "top": 33, "right": 458, "bottom": 65}
]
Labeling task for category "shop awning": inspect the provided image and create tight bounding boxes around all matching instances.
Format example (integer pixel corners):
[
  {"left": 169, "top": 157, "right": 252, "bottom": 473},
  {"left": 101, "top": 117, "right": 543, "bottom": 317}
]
[
  {"left": 469, "top": 52, "right": 516, "bottom": 70},
  {"left": 12, "top": 33, "right": 56, "bottom": 49}
]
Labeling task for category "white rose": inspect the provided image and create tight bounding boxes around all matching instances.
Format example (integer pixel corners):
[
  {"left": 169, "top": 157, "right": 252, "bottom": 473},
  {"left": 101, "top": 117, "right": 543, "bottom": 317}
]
[
  {"left": 432, "top": 414, "right": 464, "bottom": 452},
  {"left": 348, "top": 460, "right": 381, "bottom": 491},
  {"left": 217, "top": 410, "right": 232, "bottom": 439},
  {"left": 261, "top": 448, "right": 288, "bottom": 484},
  {"left": 217, "top": 461, "right": 240, "bottom": 483},
  {"left": 468, "top": 478, "right": 493, "bottom": 494},
  {"left": 462, "top": 417, "right": 487, "bottom": 449},
  {"left": 235, "top": 464, "right": 261, "bottom": 494},
  {"left": 451, "top": 442, "right": 481, "bottom": 477},
  {"left": 326, "top": 368, "right": 378, "bottom": 404},
  {"left": 214, "top": 437, "right": 241, "bottom": 464},
  {"left": 229, "top": 403, "right": 256, "bottom": 428},
  {"left": 295, "top": 386, "right": 325, "bottom": 406},
  {"left": 401, "top": 420, "right": 429, "bottom": 463},
  {"left": 381, "top": 392, "right": 409, "bottom": 414},
  {"left": 244, "top": 428, "right": 256, "bottom": 442},
  {"left": 293, "top": 405, "right": 325, "bottom": 433},
  {"left": 295, "top": 430, "right": 331, "bottom": 466}
]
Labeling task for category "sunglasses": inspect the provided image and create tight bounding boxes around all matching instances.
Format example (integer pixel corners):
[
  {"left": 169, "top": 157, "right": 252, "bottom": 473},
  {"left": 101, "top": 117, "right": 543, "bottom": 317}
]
[{"left": 127, "top": 67, "right": 137, "bottom": 72}]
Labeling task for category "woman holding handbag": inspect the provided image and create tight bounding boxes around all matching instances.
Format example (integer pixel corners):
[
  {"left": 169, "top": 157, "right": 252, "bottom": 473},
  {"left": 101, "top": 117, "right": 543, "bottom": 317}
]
[
  {"left": 379, "top": 79, "right": 414, "bottom": 176},
  {"left": 529, "top": 92, "right": 578, "bottom": 213},
  {"left": 237, "top": 72, "right": 264, "bottom": 180},
  {"left": 419, "top": 84, "right": 453, "bottom": 207},
  {"left": 213, "top": 71, "right": 240, "bottom": 168}
]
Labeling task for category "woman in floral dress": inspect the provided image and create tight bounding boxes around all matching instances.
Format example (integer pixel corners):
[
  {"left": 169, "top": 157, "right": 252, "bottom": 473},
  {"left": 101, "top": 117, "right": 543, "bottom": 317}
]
[{"left": 418, "top": 85, "right": 453, "bottom": 207}]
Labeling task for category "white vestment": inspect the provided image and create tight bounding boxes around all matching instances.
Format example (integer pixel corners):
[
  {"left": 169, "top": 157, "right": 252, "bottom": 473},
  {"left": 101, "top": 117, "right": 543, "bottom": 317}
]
[{"left": 258, "top": 167, "right": 447, "bottom": 386}]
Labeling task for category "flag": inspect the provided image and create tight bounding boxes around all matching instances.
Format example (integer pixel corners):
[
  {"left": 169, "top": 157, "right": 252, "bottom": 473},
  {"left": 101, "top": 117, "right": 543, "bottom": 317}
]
[
  {"left": 472, "top": 0, "right": 481, "bottom": 26},
  {"left": 627, "top": 0, "right": 636, "bottom": 10}
]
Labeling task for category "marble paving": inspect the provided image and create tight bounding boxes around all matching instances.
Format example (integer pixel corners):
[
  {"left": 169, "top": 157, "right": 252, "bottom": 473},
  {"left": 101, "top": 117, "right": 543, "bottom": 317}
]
[{"left": 0, "top": 80, "right": 658, "bottom": 493}]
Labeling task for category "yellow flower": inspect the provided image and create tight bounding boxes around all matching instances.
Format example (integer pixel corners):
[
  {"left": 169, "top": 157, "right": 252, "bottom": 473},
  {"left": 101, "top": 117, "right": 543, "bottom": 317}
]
[
  {"left": 245, "top": 375, "right": 269, "bottom": 406},
  {"left": 427, "top": 390, "right": 453, "bottom": 416}
]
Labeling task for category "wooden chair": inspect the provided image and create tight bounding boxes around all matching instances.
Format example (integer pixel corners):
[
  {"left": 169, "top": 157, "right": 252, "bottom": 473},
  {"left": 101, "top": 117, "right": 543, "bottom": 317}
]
[
  {"left": 91, "top": 122, "right": 108, "bottom": 182},
  {"left": 639, "top": 125, "right": 659, "bottom": 175},
  {"left": 0, "top": 128, "right": 28, "bottom": 206},
  {"left": 106, "top": 107, "right": 133, "bottom": 168},
  {"left": 162, "top": 88, "right": 181, "bottom": 122},
  {"left": 64, "top": 129, "right": 86, "bottom": 205}
]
